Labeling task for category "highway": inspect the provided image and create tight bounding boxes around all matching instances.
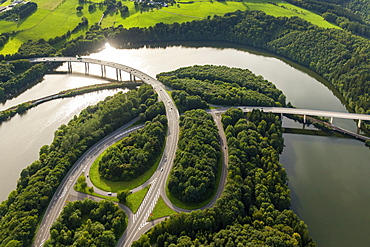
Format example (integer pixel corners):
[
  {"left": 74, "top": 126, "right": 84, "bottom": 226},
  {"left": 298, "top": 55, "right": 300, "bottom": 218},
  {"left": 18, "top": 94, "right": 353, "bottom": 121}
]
[{"left": 30, "top": 57, "right": 180, "bottom": 247}]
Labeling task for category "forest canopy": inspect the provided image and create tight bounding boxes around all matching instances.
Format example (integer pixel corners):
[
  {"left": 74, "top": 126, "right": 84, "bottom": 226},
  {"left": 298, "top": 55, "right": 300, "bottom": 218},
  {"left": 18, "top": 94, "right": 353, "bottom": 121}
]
[
  {"left": 133, "top": 109, "right": 314, "bottom": 247},
  {"left": 44, "top": 199, "right": 127, "bottom": 246},
  {"left": 98, "top": 113, "right": 167, "bottom": 182},
  {"left": 158, "top": 65, "right": 286, "bottom": 108},
  {"left": 168, "top": 109, "right": 220, "bottom": 204}
]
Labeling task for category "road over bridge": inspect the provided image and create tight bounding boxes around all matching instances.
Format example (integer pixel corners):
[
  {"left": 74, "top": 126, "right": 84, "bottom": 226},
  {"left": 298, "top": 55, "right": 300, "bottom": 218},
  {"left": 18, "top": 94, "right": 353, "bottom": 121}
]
[
  {"left": 29, "top": 56, "right": 146, "bottom": 82},
  {"left": 215, "top": 106, "right": 370, "bottom": 141}
]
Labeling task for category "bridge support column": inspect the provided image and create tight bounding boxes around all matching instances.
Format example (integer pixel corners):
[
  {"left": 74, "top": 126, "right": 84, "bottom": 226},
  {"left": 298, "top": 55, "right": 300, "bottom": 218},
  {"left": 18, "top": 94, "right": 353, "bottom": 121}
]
[
  {"left": 85, "top": 62, "right": 89, "bottom": 74},
  {"left": 358, "top": 119, "right": 362, "bottom": 129},
  {"left": 67, "top": 62, "right": 72, "bottom": 73},
  {"left": 116, "top": 69, "right": 122, "bottom": 81},
  {"left": 330, "top": 117, "right": 333, "bottom": 124},
  {"left": 303, "top": 114, "right": 306, "bottom": 124},
  {"left": 101, "top": 65, "right": 106, "bottom": 77},
  {"left": 130, "top": 73, "right": 132, "bottom": 82}
]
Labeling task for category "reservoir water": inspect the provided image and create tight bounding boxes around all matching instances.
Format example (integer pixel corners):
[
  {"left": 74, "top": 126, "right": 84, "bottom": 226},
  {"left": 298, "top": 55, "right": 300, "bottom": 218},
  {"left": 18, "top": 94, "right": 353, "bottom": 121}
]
[{"left": 0, "top": 42, "right": 369, "bottom": 246}]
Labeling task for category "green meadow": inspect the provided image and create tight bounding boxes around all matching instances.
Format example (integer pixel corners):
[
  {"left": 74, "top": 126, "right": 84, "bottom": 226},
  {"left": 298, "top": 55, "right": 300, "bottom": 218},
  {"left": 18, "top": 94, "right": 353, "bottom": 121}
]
[
  {"left": 0, "top": 0, "right": 105, "bottom": 54},
  {"left": 149, "top": 196, "right": 177, "bottom": 221},
  {"left": 104, "top": 0, "right": 339, "bottom": 29},
  {"left": 0, "top": 0, "right": 338, "bottom": 55}
]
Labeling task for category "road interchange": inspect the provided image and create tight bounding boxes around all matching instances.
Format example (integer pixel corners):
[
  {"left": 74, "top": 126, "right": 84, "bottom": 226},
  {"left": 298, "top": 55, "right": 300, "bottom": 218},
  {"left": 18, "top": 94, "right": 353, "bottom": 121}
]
[{"left": 31, "top": 57, "right": 183, "bottom": 247}]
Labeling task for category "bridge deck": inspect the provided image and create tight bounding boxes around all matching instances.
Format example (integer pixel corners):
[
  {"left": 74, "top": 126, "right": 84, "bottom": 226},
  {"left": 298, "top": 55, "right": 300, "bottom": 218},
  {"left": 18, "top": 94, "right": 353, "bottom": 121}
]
[{"left": 240, "top": 106, "right": 370, "bottom": 121}]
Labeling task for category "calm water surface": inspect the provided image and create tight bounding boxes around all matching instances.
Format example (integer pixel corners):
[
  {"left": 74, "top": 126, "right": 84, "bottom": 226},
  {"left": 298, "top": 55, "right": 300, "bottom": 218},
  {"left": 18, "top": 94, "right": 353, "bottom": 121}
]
[
  {"left": 0, "top": 88, "right": 126, "bottom": 200},
  {"left": 0, "top": 43, "right": 368, "bottom": 246}
]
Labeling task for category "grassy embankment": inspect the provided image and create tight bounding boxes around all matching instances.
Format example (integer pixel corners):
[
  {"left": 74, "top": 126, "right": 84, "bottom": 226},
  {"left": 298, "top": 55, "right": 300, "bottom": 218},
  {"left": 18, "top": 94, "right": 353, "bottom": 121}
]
[
  {"left": 149, "top": 196, "right": 177, "bottom": 221},
  {"left": 0, "top": 0, "right": 338, "bottom": 55}
]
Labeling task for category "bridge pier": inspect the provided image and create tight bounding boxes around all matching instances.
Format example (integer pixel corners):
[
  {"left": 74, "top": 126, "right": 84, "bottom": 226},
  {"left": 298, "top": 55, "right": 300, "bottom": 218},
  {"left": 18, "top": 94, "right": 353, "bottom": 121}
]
[
  {"left": 330, "top": 117, "right": 334, "bottom": 124},
  {"left": 303, "top": 114, "right": 306, "bottom": 124},
  {"left": 358, "top": 119, "right": 362, "bottom": 129},
  {"left": 85, "top": 62, "right": 89, "bottom": 74},
  {"left": 67, "top": 61, "right": 72, "bottom": 73},
  {"left": 101, "top": 65, "right": 106, "bottom": 77},
  {"left": 116, "top": 69, "right": 122, "bottom": 81},
  {"left": 129, "top": 74, "right": 136, "bottom": 82}
]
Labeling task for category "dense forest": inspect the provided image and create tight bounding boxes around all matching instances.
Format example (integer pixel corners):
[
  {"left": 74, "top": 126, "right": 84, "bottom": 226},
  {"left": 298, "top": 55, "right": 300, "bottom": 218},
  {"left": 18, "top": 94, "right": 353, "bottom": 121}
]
[
  {"left": 133, "top": 109, "right": 314, "bottom": 247},
  {"left": 168, "top": 109, "right": 220, "bottom": 204},
  {"left": 107, "top": 10, "right": 370, "bottom": 131},
  {"left": 0, "top": 85, "right": 158, "bottom": 246},
  {"left": 44, "top": 199, "right": 127, "bottom": 246},
  {"left": 158, "top": 65, "right": 286, "bottom": 107},
  {"left": 99, "top": 112, "right": 167, "bottom": 181},
  {"left": 345, "top": 0, "right": 370, "bottom": 24},
  {"left": 170, "top": 90, "right": 208, "bottom": 112}
]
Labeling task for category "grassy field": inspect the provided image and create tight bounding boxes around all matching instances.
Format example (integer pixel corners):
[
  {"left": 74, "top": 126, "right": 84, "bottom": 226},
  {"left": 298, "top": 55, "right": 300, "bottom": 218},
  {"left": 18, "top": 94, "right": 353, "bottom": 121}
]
[
  {"left": 0, "top": 0, "right": 105, "bottom": 54},
  {"left": 126, "top": 186, "right": 150, "bottom": 213},
  {"left": 0, "top": 0, "right": 338, "bottom": 55},
  {"left": 149, "top": 196, "right": 177, "bottom": 221},
  {"left": 103, "top": 0, "right": 339, "bottom": 29}
]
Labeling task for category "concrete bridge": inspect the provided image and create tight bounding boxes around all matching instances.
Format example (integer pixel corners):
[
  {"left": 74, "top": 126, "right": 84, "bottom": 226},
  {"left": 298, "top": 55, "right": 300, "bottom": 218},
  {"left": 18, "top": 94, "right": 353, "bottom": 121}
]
[
  {"left": 236, "top": 106, "right": 370, "bottom": 128},
  {"left": 29, "top": 57, "right": 370, "bottom": 141},
  {"left": 215, "top": 106, "right": 370, "bottom": 141},
  {"left": 29, "top": 56, "right": 146, "bottom": 82}
]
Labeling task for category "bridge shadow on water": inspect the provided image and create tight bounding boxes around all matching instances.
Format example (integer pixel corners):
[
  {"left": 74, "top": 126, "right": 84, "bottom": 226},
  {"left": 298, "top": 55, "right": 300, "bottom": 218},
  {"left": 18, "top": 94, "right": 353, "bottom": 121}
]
[{"left": 283, "top": 127, "right": 352, "bottom": 139}]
